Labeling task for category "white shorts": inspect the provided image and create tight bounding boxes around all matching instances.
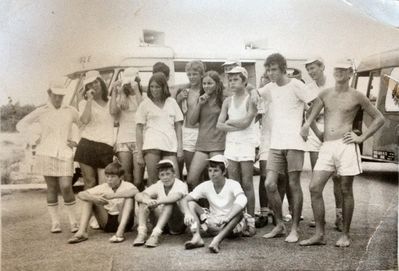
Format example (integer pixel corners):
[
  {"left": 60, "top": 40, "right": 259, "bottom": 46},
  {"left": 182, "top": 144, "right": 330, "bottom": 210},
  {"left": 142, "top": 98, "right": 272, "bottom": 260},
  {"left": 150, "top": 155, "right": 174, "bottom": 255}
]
[
  {"left": 183, "top": 127, "right": 198, "bottom": 152},
  {"left": 224, "top": 142, "right": 256, "bottom": 162},
  {"left": 314, "top": 139, "right": 362, "bottom": 176}
]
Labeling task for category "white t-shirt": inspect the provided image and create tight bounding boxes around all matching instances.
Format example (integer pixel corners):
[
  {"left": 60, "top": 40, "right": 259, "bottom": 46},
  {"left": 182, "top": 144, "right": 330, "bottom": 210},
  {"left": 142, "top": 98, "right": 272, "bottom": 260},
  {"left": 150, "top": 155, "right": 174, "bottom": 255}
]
[
  {"left": 258, "top": 79, "right": 317, "bottom": 150},
  {"left": 78, "top": 100, "right": 114, "bottom": 146},
  {"left": 116, "top": 96, "right": 139, "bottom": 144},
  {"left": 136, "top": 97, "right": 184, "bottom": 152},
  {"left": 189, "top": 179, "right": 246, "bottom": 216},
  {"left": 259, "top": 98, "right": 272, "bottom": 154},
  {"left": 87, "top": 181, "right": 137, "bottom": 215},
  {"left": 144, "top": 178, "right": 188, "bottom": 207}
]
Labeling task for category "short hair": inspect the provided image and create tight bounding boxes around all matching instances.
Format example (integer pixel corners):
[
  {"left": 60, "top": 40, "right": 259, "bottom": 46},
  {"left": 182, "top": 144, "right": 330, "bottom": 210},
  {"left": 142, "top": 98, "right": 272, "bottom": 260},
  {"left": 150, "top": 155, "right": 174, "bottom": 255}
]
[
  {"left": 147, "top": 72, "right": 171, "bottom": 102},
  {"left": 104, "top": 161, "right": 124, "bottom": 177},
  {"left": 200, "top": 70, "right": 225, "bottom": 108},
  {"left": 158, "top": 163, "right": 175, "bottom": 173},
  {"left": 264, "top": 53, "right": 287, "bottom": 74},
  {"left": 185, "top": 61, "right": 205, "bottom": 76},
  {"left": 84, "top": 77, "right": 109, "bottom": 102},
  {"left": 209, "top": 161, "right": 226, "bottom": 173},
  {"left": 153, "top": 62, "right": 170, "bottom": 79}
]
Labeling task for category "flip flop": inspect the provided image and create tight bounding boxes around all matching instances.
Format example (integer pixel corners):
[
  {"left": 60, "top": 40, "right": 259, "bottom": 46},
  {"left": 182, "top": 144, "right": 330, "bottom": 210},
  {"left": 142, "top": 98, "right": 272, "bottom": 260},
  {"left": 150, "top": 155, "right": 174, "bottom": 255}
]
[
  {"left": 68, "top": 235, "right": 88, "bottom": 244},
  {"left": 109, "top": 235, "right": 125, "bottom": 243},
  {"left": 184, "top": 241, "right": 204, "bottom": 250}
]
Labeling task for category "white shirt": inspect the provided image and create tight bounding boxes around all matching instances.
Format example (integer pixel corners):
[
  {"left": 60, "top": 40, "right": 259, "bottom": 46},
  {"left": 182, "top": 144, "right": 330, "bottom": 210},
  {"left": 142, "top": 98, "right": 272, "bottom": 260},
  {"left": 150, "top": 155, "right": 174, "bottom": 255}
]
[
  {"left": 79, "top": 100, "right": 114, "bottom": 146},
  {"left": 87, "top": 181, "right": 137, "bottom": 215},
  {"left": 259, "top": 98, "right": 272, "bottom": 151},
  {"left": 16, "top": 102, "right": 79, "bottom": 160},
  {"left": 136, "top": 97, "right": 183, "bottom": 152},
  {"left": 144, "top": 178, "right": 188, "bottom": 207},
  {"left": 116, "top": 96, "right": 139, "bottom": 144},
  {"left": 189, "top": 179, "right": 246, "bottom": 216},
  {"left": 258, "top": 79, "right": 317, "bottom": 150}
]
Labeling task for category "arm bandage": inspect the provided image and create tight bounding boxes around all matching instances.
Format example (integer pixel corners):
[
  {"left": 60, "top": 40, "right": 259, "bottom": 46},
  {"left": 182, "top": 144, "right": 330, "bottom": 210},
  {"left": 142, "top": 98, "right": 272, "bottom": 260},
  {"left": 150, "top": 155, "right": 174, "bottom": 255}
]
[{"left": 234, "top": 193, "right": 247, "bottom": 209}]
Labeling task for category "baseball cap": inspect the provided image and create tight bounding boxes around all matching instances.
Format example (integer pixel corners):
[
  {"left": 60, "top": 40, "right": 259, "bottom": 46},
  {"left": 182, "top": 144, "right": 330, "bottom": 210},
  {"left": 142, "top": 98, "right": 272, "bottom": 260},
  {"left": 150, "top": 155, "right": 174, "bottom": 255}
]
[
  {"left": 157, "top": 159, "right": 174, "bottom": 168},
  {"left": 305, "top": 56, "right": 324, "bottom": 66},
  {"left": 83, "top": 70, "right": 101, "bottom": 87},
  {"left": 226, "top": 66, "right": 248, "bottom": 80},
  {"left": 334, "top": 59, "right": 353, "bottom": 69},
  {"left": 48, "top": 79, "right": 68, "bottom": 96},
  {"left": 206, "top": 154, "right": 228, "bottom": 168},
  {"left": 222, "top": 59, "right": 241, "bottom": 67},
  {"left": 121, "top": 68, "right": 139, "bottom": 85}
]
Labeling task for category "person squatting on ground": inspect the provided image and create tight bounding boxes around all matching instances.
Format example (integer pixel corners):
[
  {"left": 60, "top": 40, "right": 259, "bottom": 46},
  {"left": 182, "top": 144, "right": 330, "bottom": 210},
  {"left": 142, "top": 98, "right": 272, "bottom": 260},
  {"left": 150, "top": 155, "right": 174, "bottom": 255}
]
[
  {"left": 181, "top": 155, "right": 248, "bottom": 253},
  {"left": 175, "top": 61, "right": 205, "bottom": 180},
  {"left": 304, "top": 57, "right": 343, "bottom": 230},
  {"left": 136, "top": 72, "right": 183, "bottom": 185},
  {"left": 16, "top": 81, "right": 80, "bottom": 233},
  {"left": 186, "top": 71, "right": 226, "bottom": 191},
  {"left": 109, "top": 68, "right": 144, "bottom": 190},
  {"left": 68, "top": 161, "right": 138, "bottom": 244},
  {"left": 133, "top": 159, "right": 188, "bottom": 247},
  {"left": 299, "top": 59, "right": 385, "bottom": 247},
  {"left": 258, "top": 53, "right": 318, "bottom": 243},
  {"left": 217, "top": 66, "right": 258, "bottom": 236}
]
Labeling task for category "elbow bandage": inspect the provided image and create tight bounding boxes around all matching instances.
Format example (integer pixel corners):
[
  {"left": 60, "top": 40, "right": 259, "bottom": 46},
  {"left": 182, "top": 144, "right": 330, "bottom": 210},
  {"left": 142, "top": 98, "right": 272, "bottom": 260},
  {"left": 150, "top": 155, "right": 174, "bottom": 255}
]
[{"left": 234, "top": 193, "right": 247, "bottom": 208}]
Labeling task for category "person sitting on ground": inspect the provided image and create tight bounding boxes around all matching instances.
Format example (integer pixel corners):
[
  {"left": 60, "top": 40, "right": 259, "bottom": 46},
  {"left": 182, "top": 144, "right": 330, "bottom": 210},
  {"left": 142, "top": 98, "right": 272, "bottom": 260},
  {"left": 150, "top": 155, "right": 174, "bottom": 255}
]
[
  {"left": 133, "top": 159, "right": 188, "bottom": 247},
  {"left": 68, "top": 160, "right": 138, "bottom": 244},
  {"left": 181, "top": 155, "right": 248, "bottom": 253}
]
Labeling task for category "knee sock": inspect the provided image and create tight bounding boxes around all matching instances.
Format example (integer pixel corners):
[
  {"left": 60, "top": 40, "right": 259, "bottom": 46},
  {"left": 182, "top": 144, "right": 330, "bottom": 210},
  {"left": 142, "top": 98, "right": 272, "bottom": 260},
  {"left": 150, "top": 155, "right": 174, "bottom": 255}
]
[
  {"left": 47, "top": 203, "right": 60, "bottom": 225},
  {"left": 64, "top": 201, "right": 78, "bottom": 225}
]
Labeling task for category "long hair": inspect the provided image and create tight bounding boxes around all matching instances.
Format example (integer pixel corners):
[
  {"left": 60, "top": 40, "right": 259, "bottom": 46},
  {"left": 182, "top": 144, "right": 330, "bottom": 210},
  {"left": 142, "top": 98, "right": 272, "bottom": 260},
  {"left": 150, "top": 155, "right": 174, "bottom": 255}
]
[
  {"left": 200, "top": 70, "right": 224, "bottom": 108},
  {"left": 147, "top": 72, "right": 171, "bottom": 102},
  {"left": 84, "top": 77, "right": 109, "bottom": 102}
]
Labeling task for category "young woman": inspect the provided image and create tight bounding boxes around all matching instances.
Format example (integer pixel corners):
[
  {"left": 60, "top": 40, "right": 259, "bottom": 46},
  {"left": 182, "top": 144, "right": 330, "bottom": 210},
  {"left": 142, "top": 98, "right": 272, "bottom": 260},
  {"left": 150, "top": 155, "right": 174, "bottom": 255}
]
[
  {"left": 74, "top": 70, "right": 116, "bottom": 190},
  {"left": 136, "top": 72, "right": 183, "bottom": 185},
  {"left": 16, "top": 82, "right": 79, "bottom": 233},
  {"left": 110, "top": 68, "right": 144, "bottom": 190},
  {"left": 186, "top": 71, "right": 226, "bottom": 190}
]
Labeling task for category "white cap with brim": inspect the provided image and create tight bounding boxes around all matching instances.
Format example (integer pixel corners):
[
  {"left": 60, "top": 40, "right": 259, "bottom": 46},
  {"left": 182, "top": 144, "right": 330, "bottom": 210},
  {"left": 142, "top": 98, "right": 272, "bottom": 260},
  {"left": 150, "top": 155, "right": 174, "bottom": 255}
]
[
  {"left": 49, "top": 80, "right": 68, "bottom": 96},
  {"left": 206, "top": 154, "right": 228, "bottom": 168},
  {"left": 226, "top": 66, "right": 248, "bottom": 80},
  {"left": 222, "top": 59, "right": 241, "bottom": 67},
  {"left": 305, "top": 56, "right": 324, "bottom": 66},
  {"left": 121, "top": 68, "right": 139, "bottom": 85},
  {"left": 157, "top": 159, "right": 175, "bottom": 168},
  {"left": 83, "top": 70, "right": 101, "bottom": 87},
  {"left": 334, "top": 59, "right": 353, "bottom": 69}
]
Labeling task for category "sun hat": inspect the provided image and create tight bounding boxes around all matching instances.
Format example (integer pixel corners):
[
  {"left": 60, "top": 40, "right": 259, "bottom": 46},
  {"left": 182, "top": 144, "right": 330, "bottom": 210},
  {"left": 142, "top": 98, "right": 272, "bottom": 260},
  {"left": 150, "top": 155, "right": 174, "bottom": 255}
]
[
  {"left": 48, "top": 79, "right": 68, "bottom": 96},
  {"left": 121, "top": 68, "right": 139, "bottom": 85},
  {"left": 83, "top": 70, "right": 101, "bottom": 87},
  {"left": 157, "top": 159, "right": 175, "bottom": 168},
  {"left": 206, "top": 154, "right": 228, "bottom": 168},
  {"left": 226, "top": 66, "right": 248, "bottom": 80},
  {"left": 334, "top": 59, "right": 353, "bottom": 69},
  {"left": 305, "top": 56, "right": 324, "bottom": 66},
  {"left": 222, "top": 59, "right": 241, "bottom": 67}
]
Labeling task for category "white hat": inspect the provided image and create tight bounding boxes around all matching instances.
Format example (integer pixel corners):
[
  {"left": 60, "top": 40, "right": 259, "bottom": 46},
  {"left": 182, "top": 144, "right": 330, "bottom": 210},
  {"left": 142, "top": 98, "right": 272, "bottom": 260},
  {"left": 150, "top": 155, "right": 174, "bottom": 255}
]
[
  {"left": 206, "top": 154, "right": 228, "bottom": 167},
  {"left": 121, "top": 68, "right": 139, "bottom": 85},
  {"left": 222, "top": 59, "right": 241, "bottom": 67},
  {"left": 157, "top": 159, "right": 174, "bottom": 168},
  {"left": 83, "top": 70, "right": 101, "bottom": 87},
  {"left": 48, "top": 79, "right": 67, "bottom": 96},
  {"left": 334, "top": 59, "right": 353, "bottom": 69},
  {"left": 305, "top": 56, "right": 324, "bottom": 66},
  {"left": 226, "top": 66, "right": 248, "bottom": 80}
]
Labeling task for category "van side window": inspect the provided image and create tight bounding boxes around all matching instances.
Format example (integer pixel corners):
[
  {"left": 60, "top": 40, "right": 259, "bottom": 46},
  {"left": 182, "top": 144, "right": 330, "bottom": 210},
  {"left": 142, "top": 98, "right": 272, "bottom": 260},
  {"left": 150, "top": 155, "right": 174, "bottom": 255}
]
[{"left": 385, "top": 67, "right": 399, "bottom": 112}]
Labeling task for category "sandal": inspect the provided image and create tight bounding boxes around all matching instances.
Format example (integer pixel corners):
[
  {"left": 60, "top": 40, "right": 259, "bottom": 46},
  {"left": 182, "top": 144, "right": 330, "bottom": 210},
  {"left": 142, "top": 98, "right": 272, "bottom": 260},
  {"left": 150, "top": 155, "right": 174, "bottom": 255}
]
[
  {"left": 109, "top": 235, "right": 125, "bottom": 243},
  {"left": 68, "top": 234, "right": 88, "bottom": 244}
]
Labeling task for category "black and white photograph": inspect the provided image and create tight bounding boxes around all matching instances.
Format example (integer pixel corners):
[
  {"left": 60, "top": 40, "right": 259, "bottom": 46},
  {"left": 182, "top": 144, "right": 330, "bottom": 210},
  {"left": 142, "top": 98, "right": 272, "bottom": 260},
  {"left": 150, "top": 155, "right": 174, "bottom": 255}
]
[{"left": 1, "top": 0, "right": 398, "bottom": 270}]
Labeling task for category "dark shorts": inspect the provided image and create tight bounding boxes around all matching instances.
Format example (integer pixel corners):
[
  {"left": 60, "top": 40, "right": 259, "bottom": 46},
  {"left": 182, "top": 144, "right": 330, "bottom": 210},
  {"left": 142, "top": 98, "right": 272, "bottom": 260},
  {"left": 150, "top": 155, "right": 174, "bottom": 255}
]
[
  {"left": 143, "top": 149, "right": 176, "bottom": 157},
  {"left": 74, "top": 138, "right": 114, "bottom": 168},
  {"left": 103, "top": 214, "right": 134, "bottom": 233},
  {"left": 266, "top": 149, "right": 304, "bottom": 174}
]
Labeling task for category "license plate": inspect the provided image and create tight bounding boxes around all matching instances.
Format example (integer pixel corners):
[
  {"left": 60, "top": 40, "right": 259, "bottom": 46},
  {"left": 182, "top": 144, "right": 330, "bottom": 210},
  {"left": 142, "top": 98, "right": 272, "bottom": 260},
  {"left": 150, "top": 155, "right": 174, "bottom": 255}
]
[{"left": 373, "top": 150, "right": 396, "bottom": 161}]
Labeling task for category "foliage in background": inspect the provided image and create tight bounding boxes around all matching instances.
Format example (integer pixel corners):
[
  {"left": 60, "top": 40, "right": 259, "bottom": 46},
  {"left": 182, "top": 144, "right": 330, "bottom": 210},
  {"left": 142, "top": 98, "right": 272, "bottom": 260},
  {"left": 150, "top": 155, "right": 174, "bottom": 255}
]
[{"left": 1, "top": 101, "right": 36, "bottom": 132}]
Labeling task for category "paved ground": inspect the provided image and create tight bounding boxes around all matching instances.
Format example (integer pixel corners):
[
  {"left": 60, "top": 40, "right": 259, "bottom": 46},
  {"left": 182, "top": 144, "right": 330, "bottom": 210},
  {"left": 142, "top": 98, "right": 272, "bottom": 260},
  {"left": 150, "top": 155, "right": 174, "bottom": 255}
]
[{"left": 1, "top": 162, "right": 397, "bottom": 271}]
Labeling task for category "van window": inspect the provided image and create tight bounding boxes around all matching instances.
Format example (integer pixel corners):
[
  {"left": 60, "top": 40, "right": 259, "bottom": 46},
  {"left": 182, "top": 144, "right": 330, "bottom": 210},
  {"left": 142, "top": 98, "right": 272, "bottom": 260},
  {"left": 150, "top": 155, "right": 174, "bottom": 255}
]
[
  {"left": 63, "top": 77, "right": 80, "bottom": 106},
  {"left": 99, "top": 70, "right": 114, "bottom": 88},
  {"left": 385, "top": 67, "right": 399, "bottom": 112},
  {"left": 368, "top": 71, "right": 380, "bottom": 106}
]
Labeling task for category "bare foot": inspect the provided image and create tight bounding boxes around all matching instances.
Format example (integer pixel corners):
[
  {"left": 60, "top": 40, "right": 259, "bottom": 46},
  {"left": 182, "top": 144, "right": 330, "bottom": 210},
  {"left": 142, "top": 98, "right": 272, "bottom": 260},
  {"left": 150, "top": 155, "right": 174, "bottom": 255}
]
[
  {"left": 285, "top": 230, "right": 299, "bottom": 243},
  {"left": 184, "top": 236, "right": 204, "bottom": 250},
  {"left": 299, "top": 235, "right": 326, "bottom": 246},
  {"left": 262, "top": 224, "right": 286, "bottom": 239},
  {"left": 335, "top": 234, "right": 351, "bottom": 247},
  {"left": 208, "top": 241, "right": 220, "bottom": 253}
]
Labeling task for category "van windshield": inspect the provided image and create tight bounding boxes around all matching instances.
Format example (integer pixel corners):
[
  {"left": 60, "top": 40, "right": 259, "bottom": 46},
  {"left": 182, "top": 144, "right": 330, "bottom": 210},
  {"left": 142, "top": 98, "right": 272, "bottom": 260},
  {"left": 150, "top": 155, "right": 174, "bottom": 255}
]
[{"left": 385, "top": 68, "right": 399, "bottom": 112}]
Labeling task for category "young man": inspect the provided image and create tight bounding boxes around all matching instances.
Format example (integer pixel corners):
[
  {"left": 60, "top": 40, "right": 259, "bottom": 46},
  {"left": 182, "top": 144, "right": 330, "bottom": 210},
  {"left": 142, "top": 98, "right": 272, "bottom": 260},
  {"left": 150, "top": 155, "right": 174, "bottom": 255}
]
[
  {"left": 305, "top": 57, "right": 343, "bottom": 230},
  {"left": 133, "top": 159, "right": 188, "bottom": 247},
  {"left": 217, "top": 66, "right": 258, "bottom": 236},
  {"left": 68, "top": 161, "right": 138, "bottom": 244},
  {"left": 221, "top": 59, "right": 255, "bottom": 97},
  {"left": 299, "top": 59, "right": 385, "bottom": 247},
  {"left": 258, "top": 53, "right": 318, "bottom": 243},
  {"left": 181, "top": 155, "right": 248, "bottom": 253},
  {"left": 175, "top": 61, "right": 205, "bottom": 181}
]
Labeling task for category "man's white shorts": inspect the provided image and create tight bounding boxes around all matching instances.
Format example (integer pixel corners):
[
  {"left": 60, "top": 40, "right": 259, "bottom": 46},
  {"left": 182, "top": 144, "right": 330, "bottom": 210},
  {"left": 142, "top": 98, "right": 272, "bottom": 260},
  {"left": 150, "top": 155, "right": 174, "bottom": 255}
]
[
  {"left": 183, "top": 127, "right": 198, "bottom": 152},
  {"left": 314, "top": 139, "right": 362, "bottom": 176},
  {"left": 224, "top": 142, "right": 256, "bottom": 162}
]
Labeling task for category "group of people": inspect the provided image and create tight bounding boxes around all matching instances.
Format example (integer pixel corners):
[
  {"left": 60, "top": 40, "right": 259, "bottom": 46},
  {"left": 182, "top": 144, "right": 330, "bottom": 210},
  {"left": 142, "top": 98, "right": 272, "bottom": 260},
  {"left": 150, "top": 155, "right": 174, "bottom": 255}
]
[{"left": 17, "top": 52, "right": 385, "bottom": 253}]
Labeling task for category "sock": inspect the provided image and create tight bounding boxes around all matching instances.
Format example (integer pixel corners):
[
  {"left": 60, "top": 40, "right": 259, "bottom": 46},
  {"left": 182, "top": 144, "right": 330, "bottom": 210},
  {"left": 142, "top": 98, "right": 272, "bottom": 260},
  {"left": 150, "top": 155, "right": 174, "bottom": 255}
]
[
  {"left": 152, "top": 226, "right": 163, "bottom": 236},
  {"left": 64, "top": 201, "right": 78, "bottom": 226},
  {"left": 137, "top": 226, "right": 148, "bottom": 235},
  {"left": 246, "top": 217, "right": 255, "bottom": 228},
  {"left": 47, "top": 203, "right": 60, "bottom": 225}
]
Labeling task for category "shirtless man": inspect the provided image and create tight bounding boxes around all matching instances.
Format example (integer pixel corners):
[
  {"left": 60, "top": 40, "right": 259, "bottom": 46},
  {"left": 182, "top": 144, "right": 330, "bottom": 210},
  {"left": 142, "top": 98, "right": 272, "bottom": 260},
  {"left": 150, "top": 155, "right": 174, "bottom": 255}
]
[{"left": 299, "top": 59, "right": 385, "bottom": 247}]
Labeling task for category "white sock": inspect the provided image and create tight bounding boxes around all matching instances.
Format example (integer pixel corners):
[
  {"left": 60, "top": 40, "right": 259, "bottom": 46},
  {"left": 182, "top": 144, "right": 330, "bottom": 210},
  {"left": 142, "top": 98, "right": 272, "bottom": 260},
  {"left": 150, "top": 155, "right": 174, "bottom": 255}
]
[
  {"left": 137, "top": 226, "right": 148, "bottom": 235},
  {"left": 152, "top": 227, "right": 163, "bottom": 236},
  {"left": 47, "top": 204, "right": 60, "bottom": 225},
  {"left": 64, "top": 201, "right": 78, "bottom": 225}
]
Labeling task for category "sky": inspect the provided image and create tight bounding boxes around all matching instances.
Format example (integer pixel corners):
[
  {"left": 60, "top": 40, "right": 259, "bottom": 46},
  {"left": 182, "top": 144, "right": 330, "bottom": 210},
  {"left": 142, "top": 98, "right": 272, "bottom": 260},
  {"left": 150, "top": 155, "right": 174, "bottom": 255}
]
[{"left": 1, "top": 0, "right": 399, "bottom": 105}]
